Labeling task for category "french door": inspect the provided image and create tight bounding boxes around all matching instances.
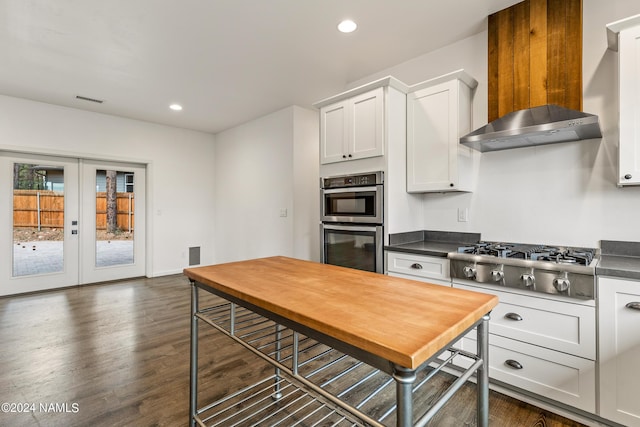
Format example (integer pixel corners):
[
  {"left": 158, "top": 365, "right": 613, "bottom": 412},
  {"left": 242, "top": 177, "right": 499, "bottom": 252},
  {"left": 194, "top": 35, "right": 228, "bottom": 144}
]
[
  {"left": 79, "top": 159, "right": 146, "bottom": 284},
  {"left": 0, "top": 152, "right": 146, "bottom": 296}
]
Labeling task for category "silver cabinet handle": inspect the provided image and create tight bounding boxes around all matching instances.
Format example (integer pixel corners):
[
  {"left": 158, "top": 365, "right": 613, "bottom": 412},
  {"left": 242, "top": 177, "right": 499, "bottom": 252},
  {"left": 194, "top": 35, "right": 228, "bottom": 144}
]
[
  {"left": 626, "top": 302, "right": 640, "bottom": 310},
  {"left": 410, "top": 263, "right": 423, "bottom": 269},
  {"left": 505, "top": 359, "right": 523, "bottom": 370},
  {"left": 504, "top": 312, "right": 523, "bottom": 321}
]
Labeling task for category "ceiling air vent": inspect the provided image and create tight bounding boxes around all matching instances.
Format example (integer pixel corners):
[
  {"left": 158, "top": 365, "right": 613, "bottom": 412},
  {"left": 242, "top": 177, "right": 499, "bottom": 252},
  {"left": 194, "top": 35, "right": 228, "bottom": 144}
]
[{"left": 75, "top": 95, "right": 104, "bottom": 104}]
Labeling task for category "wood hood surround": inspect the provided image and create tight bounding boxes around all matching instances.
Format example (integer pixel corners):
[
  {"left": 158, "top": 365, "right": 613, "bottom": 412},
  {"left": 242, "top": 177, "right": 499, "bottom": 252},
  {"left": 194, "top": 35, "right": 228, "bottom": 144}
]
[{"left": 488, "top": 0, "right": 583, "bottom": 122}]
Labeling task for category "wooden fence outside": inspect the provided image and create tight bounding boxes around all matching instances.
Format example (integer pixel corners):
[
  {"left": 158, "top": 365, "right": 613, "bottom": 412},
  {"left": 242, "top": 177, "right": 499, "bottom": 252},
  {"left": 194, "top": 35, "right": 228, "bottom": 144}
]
[{"left": 13, "top": 190, "right": 135, "bottom": 231}]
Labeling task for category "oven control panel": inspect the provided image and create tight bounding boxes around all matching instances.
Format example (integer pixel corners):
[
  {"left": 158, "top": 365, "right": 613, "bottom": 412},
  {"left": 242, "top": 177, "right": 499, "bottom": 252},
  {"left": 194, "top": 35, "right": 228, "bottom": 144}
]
[{"left": 322, "top": 171, "right": 383, "bottom": 189}]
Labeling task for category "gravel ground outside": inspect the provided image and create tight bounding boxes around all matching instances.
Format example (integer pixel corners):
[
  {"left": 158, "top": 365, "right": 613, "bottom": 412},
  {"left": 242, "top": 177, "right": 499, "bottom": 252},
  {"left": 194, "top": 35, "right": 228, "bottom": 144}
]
[{"left": 13, "top": 227, "right": 133, "bottom": 242}]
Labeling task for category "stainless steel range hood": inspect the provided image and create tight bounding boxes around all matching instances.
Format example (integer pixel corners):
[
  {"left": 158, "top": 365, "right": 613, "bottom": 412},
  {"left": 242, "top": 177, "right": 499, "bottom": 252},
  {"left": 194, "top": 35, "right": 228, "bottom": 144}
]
[{"left": 460, "top": 104, "right": 602, "bottom": 153}]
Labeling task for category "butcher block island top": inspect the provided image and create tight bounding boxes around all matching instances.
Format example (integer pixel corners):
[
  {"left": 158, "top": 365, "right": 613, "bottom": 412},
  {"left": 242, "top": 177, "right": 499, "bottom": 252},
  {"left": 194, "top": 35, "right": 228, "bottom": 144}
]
[{"left": 183, "top": 256, "right": 498, "bottom": 369}]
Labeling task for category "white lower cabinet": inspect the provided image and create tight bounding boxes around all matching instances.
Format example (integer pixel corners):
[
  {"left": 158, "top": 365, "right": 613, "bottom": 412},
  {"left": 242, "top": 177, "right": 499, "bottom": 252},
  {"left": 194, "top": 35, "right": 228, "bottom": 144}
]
[
  {"left": 453, "top": 282, "right": 596, "bottom": 413},
  {"left": 598, "top": 276, "right": 640, "bottom": 426},
  {"left": 385, "top": 251, "right": 451, "bottom": 286},
  {"left": 385, "top": 251, "right": 453, "bottom": 363},
  {"left": 459, "top": 334, "right": 595, "bottom": 412}
]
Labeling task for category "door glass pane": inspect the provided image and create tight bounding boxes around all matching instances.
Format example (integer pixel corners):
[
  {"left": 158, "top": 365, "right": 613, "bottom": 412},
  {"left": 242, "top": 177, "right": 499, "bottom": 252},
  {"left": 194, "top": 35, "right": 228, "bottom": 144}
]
[
  {"left": 324, "top": 229, "right": 376, "bottom": 272},
  {"left": 95, "top": 169, "right": 134, "bottom": 267},
  {"left": 12, "top": 163, "right": 64, "bottom": 276}
]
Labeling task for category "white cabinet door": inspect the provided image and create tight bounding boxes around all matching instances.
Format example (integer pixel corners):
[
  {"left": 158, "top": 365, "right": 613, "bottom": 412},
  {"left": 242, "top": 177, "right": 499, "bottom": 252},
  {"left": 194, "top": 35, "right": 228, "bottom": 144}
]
[
  {"left": 455, "top": 283, "right": 596, "bottom": 359},
  {"left": 610, "top": 18, "right": 640, "bottom": 186},
  {"left": 458, "top": 334, "right": 596, "bottom": 413},
  {"left": 407, "top": 77, "right": 474, "bottom": 192},
  {"left": 451, "top": 281, "right": 596, "bottom": 413},
  {"left": 349, "top": 88, "right": 384, "bottom": 161},
  {"left": 320, "top": 100, "right": 349, "bottom": 164},
  {"left": 320, "top": 87, "right": 384, "bottom": 164},
  {"left": 598, "top": 276, "right": 640, "bottom": 426}
]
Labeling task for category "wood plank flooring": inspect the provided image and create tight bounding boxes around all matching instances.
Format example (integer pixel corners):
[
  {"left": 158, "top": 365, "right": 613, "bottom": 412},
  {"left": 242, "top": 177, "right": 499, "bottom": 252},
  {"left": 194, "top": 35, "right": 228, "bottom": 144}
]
[{"left": 0, "top": 275, "right": 589, "bottom": 426}]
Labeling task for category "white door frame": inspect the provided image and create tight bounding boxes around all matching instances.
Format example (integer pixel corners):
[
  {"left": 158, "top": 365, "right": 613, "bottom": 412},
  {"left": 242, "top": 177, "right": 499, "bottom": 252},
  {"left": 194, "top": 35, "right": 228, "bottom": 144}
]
[
  {"left": 0, "top": 152, "right": 79, "bottom": 295},
  {"left": 1, "top": 151, "right": 147, "bottom": 296}
]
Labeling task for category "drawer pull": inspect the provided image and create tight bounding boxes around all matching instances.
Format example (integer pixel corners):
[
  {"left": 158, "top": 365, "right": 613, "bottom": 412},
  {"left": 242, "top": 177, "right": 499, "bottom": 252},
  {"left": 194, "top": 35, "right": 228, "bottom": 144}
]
[
  {"left": 410, "top": 263, "right": 423, "bottom": 269},
  {"left": 626, "top": 302, "right": 640, "bottom": 311},
  {"left": 504, "top": 312, "right": 523, "bottom": 321},
  {"left": 505, "top": 359, "right": 523, "bottom": 370}
]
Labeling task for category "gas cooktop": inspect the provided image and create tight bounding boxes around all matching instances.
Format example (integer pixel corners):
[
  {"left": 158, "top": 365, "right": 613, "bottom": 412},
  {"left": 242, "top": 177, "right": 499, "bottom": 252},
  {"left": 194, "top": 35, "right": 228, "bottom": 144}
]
[
  {"left": 456, "top": 242, "right": 597, "bottom": 267},
  {"left": 448, "top": 241, "right": 599, "bottom": 299}
]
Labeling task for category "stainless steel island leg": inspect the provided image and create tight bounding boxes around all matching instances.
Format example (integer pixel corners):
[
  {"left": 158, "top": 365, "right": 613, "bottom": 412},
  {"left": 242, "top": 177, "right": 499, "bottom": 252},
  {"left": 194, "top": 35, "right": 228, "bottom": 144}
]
[
  {"left": 477, "top": 314, "right": 491, "bottom": 427},
  {"left": 189, "top": 281, "right": 199, "bottom": 427},
  {"left": 393, "top": 365, "right": 417, "bottom": 426},
  {"left": 273, "top": 323, "right": 283, "bottom": 400}
]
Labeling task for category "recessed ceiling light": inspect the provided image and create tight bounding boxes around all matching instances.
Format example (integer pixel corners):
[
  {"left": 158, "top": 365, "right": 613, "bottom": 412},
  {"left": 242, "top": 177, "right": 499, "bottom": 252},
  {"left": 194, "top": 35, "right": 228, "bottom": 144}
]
[
  {"left": 338, "top": 20, "right": 357, "bottom": 33},
  {"left": 169, "top": 104, "right": 183, "bottom": 111}
]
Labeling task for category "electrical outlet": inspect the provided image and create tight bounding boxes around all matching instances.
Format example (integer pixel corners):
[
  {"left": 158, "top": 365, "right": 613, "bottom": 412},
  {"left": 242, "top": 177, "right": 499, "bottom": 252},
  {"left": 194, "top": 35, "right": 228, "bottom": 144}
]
[
  {"left": 280, "top": 208, "right": 288, "bottom": 217},
  {"left": 457, "top": 208, "right": 468, "bottom": 222}
]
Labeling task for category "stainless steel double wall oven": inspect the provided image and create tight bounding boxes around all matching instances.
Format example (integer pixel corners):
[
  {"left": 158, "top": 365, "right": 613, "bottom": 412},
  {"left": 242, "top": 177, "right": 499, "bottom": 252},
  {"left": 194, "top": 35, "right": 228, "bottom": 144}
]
[{"left": 320, "top": 171, "right": 384, "bottom": 273}]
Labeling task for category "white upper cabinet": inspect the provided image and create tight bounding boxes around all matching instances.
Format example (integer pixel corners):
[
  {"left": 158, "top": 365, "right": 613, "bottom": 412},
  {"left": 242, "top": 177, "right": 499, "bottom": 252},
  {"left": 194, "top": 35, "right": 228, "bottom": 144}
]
[
  {"left": 406, "top": 70, "right": 477, "bottom": 192},
  {"left": 319, "top": 87, "right": 384, "bottom": 164},
  {"left": 607, "top": 15, "right": 640, "bottom": 186}
]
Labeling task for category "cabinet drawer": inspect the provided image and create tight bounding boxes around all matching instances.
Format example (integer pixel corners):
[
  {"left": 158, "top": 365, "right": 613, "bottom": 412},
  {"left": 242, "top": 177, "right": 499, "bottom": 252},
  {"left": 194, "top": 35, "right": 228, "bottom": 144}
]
[
  {"left": 455, "top": 283, "right": 595, "bottom": 360},
  {"left": 388, "top": 272, "right": 451, "bottom": 287},
  {"left": 457, "top": 334, "right": 595, "bottom": 413},
  {"left": 386, "top": 252, "right": 450, "bottom": 283}
]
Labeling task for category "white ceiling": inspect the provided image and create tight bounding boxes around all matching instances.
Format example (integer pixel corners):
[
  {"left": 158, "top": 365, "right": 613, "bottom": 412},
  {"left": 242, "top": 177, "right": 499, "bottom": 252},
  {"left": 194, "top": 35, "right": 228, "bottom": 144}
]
[{"left": 0, "top": 0, "right": 519, "bottom": 134}]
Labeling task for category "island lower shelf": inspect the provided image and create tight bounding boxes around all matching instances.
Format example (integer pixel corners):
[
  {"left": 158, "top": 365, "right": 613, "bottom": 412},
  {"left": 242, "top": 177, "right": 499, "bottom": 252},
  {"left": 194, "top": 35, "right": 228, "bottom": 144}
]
[{"left": 185, "top": 256, "right": 498, "bottom": 427}]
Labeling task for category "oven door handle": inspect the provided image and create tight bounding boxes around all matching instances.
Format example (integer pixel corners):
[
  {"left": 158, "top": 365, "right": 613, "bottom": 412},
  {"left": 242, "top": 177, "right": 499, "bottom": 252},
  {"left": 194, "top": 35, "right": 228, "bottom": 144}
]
[
  {"left": 321, "top": 224, "right": 379, "bottom": 232},
  {"left": 322, "top": 186, "right": 379, "bottom": 194}
]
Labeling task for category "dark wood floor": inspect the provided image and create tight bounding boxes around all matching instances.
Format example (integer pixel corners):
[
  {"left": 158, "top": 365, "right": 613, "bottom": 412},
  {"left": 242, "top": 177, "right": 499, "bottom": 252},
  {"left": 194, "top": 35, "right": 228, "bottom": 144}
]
[{"left": 0, "top": 275, "right": 588, "bottom": 426}]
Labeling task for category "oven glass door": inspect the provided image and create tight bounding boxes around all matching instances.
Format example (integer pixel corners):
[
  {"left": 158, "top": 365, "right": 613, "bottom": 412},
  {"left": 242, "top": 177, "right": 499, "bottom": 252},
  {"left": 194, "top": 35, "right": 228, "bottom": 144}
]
[
  {"left": 322, "top": 224, "right": 382, "bottom": 273},
  {"left": 322, "top": 186, "right": 382, "bottom": 223}
]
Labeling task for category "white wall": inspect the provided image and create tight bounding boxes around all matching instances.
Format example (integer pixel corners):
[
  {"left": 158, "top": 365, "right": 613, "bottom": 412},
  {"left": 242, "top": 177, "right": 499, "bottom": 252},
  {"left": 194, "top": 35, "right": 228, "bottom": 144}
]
[
  {"left": 348, "top": 0, "right": 640, "bottom": 248},
  {"left": 213, "top": 105, "right": 319, "bottom": 264},
  {"left": 293, "top": 106, "right": 321, "bottom": 261},
  {"left": 0, "top": 94, "right": 217, "bottom": 276}
]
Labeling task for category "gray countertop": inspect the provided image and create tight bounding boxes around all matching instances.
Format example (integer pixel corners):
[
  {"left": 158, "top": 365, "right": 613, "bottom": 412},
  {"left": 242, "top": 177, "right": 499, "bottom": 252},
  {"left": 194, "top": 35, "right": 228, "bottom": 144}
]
[
  {"left": 386, "top": 234, "right": 640, "bottom": 282},
  {"left": 597, "top": 255, "right": 640, "bottom": 281},
  {"left": 597, "top": 241, "right": 640, "bottom": 280},
  {"left": 596, "top": 240, "right": 640, "bottom": 280},
  {"left": 384, "top": 240, "right": 462, "bottom": 257},
  {"left": 384, "top": 230, "right": 481, "bottom": 258}
]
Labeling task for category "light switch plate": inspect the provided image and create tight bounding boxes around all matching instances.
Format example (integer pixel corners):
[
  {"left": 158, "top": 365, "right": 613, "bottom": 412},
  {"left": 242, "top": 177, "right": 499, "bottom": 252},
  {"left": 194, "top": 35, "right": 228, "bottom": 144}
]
[{"left": 457, "top": 208, "right": 468, "bottom": 222}]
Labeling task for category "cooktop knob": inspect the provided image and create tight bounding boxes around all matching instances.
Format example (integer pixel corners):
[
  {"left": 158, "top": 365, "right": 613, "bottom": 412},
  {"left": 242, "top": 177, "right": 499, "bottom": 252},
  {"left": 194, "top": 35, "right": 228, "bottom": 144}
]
[
  {"left": 521, "top": 273, "right": 535, "bottom": 287},
  {"left": 463, "top": 265, "right": 477, "bottom": 279},
  {"left": 491, "top": 270, "right": 504, "bottom": 282},
  {"left": 553, "top": 277, "right": 571, "bottom": 293}
]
